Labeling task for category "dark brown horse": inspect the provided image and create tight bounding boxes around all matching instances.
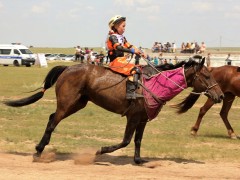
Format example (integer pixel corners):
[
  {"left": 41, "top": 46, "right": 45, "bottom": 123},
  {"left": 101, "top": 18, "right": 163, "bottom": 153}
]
[
  {"left": 4, "top": 58, "right": 224, "bottom": 164},
  {"left": 177, "top": 65, "right": 240, "bottom": 139}
]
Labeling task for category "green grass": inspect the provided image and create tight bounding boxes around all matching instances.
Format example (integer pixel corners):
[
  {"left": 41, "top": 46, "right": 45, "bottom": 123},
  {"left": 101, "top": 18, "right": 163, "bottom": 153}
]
[
  {"left": 29, "top": 46, "right": 240, "bottom": 55},
  {"left": 1, "top": 62, "right": 240, "bottom": 162},
  {"left": 30, "top": 47, "right": 105, "bottom": 55}
]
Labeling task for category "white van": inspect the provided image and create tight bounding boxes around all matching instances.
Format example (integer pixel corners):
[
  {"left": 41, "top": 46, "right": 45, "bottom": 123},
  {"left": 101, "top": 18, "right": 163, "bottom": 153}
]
[{"left": 0, "top": 44, "right": 35, "bottom": 67}]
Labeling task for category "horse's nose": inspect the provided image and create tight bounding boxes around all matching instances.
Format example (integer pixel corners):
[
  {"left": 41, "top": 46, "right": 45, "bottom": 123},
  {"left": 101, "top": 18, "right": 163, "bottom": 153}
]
[
  {"left": 217, "top": 94, "right": 224, "bottom": 103},
  {"left": 220, "top": 94, "right": 224, "bottom": 100},
  {"left": 220, "top": 94, "right": 224, "bottom": 101}
]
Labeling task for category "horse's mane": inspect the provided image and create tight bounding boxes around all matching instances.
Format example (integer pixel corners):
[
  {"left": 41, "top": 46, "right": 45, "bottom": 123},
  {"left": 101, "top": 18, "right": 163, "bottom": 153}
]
[{"left": 155, "top": 59, "right": 198, "bottom": 71}]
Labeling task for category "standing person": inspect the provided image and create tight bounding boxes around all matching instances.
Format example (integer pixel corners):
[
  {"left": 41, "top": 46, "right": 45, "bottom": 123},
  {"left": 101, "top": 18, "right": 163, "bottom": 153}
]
[
  {"left": 194, "top": 42, "right": 200, "bottom": 53},
  {"left": 106, "top": 15, "right": 145, "bottom": 99},
  {"left": 206, "top": 53, "right": 211, "bottom": 69},
  {"left": 173, "top": 56, "right": 178, "bottom": 65},
  {"left": 153, "top": 56, "right": 158, "bottom": 66},
  {"left": 198, "top": 42, "right": 206, "bottom": 54},
  {"left": 98, "top": 51, "right": 105, "bottom": 66},
  {"left": 84, "top": 47, "right": 90, "bottom": 63},
  {"left": 75, "top": 46, "right": 81, "bottom": 61},
  {"left": 80, "top": 48, "right": 85, "bottom": 63},
  {"left": 158, "top": 52, "right": 163, "bottom": 65},
  {"left": 171, "top": 43, "right": 176, "bottom": 53},
  {"left": 226, "top": 53, "right": 232, "bottom": 65},
  {"left": 181, "top": 42, "right": 186, "bottom": 53},
  {"left": 89, "top": 48, "right": 95, "bottom": 64}
]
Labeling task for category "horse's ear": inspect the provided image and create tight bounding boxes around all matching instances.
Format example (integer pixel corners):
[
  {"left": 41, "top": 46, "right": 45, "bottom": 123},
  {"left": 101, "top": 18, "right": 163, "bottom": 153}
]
[{"left": 200, "top": 57, "right": 205, "bottom": 66}]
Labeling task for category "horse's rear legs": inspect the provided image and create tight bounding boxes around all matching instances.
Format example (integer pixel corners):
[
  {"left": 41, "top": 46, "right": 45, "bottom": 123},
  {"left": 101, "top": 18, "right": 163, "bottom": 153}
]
[
  {"left": 219, "top": 93, "right": 237, "bottom": 139},
  {"left": 34, "top": 96, "right": 88, "bottom": 159},
  {"left": 34, "top": 113, "right": 56, "bottom": 157}
]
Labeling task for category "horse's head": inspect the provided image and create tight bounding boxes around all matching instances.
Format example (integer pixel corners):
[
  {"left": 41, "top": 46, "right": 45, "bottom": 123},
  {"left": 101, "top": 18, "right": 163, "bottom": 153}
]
[{"left": 184, "top": 56, "right": 224, "bottom": 103}]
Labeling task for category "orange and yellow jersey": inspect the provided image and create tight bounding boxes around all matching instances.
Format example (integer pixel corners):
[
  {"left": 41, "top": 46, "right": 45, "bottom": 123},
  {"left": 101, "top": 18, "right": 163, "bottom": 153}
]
[{"left": 106, "top": 33, "right": 133, "bottom": 62}]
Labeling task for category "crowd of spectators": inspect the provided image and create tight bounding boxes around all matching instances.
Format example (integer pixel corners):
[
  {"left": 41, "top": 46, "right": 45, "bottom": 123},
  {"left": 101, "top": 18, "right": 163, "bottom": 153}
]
[
  {"left": 180, "top": 41, "right": 206, "bottom": 54},
  {"left": 75, "top": 46, "right": 106, "bottom": 65},
  {"left": 148, "top": 53, "right": 180, "bottom": 66},
  {"left": 151, "top": 41, "right": 206, "bottom": 54},
  {"left": 151, "top": 42, "right": 176, "bottom": 53}
]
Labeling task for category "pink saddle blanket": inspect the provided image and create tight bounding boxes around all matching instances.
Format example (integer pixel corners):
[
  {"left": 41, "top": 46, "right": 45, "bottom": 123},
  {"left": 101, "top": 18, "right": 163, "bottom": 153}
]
[{"left": 142, "top": 67, "right": 187, "bottom": 120}]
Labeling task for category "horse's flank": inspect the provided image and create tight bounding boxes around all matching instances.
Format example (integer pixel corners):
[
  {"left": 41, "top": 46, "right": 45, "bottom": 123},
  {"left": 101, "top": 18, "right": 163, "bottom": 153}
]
[{"left": 56, "top": 64, "right": 145, "bottom": 116}]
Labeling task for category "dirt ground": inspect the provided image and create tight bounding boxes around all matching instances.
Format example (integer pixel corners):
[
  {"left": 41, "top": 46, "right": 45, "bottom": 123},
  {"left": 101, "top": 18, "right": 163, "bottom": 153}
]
[{"left": 0, "top": 149, "right": 239, "bottom": 180}]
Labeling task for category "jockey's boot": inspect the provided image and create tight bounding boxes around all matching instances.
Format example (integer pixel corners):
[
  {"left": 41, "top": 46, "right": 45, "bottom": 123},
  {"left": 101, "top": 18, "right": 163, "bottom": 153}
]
[
  {"left": 126, "top": 80, "right": 137, "bottom": 100},
  {"left": 126, "top": 67, "right": 141, "bottom": 100}
]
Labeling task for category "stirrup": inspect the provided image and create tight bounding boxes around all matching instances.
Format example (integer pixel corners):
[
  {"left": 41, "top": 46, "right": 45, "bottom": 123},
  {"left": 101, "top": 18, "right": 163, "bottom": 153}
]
[
  {"left": 126, "top": 92, "right": 144, "bottom": 100},
  {"left": 126, "top": 92, "right": 136, "bottom": 100}
]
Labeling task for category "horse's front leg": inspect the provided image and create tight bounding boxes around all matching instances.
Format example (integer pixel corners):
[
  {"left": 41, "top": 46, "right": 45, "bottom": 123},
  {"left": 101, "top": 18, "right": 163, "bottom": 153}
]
[
  {"left": 191, "top": 98, "right": 214, "bottom": 136},
  {"left": 134, "top": 121, "right": 147, "bottom": 164},
  {"left": 96, "top": 118, "right": 138, "bottom": 157}
]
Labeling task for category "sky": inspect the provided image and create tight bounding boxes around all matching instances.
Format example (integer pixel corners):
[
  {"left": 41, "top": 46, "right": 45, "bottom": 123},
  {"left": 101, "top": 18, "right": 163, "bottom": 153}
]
[{"left": 1, "top": 0, "right": 240, "bottom": 48}]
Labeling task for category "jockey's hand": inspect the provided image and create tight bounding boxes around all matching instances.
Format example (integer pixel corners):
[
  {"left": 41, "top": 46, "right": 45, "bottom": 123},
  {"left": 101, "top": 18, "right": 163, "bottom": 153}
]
[
  {"left": 130, "top": 48, "right": 140, "bottom": 55},
  {"left": 130, "top": 47, "right": 147, "bottom": 58},
  {"left": 140, "top": 52, "right": 147, "bottom": 59}
]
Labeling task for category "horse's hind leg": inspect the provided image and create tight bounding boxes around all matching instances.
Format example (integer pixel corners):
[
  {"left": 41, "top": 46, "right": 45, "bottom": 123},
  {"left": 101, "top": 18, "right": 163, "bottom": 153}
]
[
  {"left": 219, "top": 93, "right": 236, "bottom": 139},
  {"left": 34, "top": 96, "right": 88, "bottom": 157},
  {"left": 34, "top": 112, "right": 56, "bottom": 157},
  {"left": 134, "top": 121, "right": 147, "bottom": 164},
  {"left": 191, "top": 98, "right": 214, "bottom": 136}
]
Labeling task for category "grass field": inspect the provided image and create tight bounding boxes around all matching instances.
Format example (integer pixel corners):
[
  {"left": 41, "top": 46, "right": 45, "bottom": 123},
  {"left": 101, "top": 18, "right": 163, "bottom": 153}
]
[{"left": 1, "top": 61, "right": 240, "bottom": 163}]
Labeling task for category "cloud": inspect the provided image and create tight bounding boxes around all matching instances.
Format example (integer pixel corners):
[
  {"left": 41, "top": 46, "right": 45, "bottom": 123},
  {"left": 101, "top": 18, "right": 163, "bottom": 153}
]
[
  {"left": 31, "top": 2, "right": 50, "bottom": 14},
  {"left": 68, "top": 7, "right": 81, "bottom": 18},
  {"left": 0, "top": 1, "right": 4, "bottom": 12},
  {"left": 191, "top": 2, "right": 213, "bottom": 12},
  {"left": 114, "top": 0, "right": 159, "bottom": 21},
  {"left": 114, "top": 0, "right": 134, "bottom": 7},
  {"left": 114, "top": 0, "right": 152, "bottom": 8},
  {"left": 67, "top": 4, "right": 94, "bottom": 19},
  {"left": 224, "top": 5, "right": 240, "bottom": 19},
  {"left": 136, "top": 5, "right": 159, "bottom": 13},
  {"left": 85, "top": 6, "right": 95, "bottom": 11}
]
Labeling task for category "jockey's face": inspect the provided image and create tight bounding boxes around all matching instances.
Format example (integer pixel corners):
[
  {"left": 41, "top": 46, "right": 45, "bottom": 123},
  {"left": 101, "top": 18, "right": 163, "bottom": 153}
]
[{"left": 114, "top": 21, "right": 126, "bottom": 35}]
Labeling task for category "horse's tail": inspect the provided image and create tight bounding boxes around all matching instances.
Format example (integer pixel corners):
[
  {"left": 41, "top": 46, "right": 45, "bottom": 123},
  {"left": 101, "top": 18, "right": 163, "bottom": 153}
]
[
  {"left": 4, "top": 66, "right": 68, "bottom": 107},
  {"left": 171, "top": 92, "right": 200, "bottom": 114}
]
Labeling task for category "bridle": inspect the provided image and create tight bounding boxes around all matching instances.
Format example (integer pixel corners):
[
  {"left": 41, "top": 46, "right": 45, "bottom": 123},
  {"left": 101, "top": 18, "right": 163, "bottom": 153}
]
[{"left": 187, "top": 64, "right": 218, "bottom": 95}]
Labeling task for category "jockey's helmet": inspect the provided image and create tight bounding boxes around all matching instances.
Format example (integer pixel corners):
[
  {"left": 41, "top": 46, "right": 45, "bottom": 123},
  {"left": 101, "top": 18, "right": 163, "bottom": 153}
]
[{"left": 108, "top": 15, "right": 126, "bottom": 29}]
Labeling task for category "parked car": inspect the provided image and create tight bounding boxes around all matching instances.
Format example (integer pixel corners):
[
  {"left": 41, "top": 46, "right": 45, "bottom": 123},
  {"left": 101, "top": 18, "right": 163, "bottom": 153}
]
[
  {"left": 44, "top": 53, "right": 52, "bottom": 58},
  {"left": 57, "top": 54, "right": 67, "bottom": 60},
  {"left": 46, "top": 54, "right": 59, "bottom": 61},
  {"left": 64, "top": 54, "right": 75, "bottom": 61}
]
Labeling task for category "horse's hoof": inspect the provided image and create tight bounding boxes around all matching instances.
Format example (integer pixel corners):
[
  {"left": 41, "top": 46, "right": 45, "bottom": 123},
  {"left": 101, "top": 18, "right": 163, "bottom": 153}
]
[
  {"left": 134, "top": 157, "right": 148, "bottom": 165},
  {"left": 190, "top": 130, "right": 197, "bottom": 136},
  {"left": 230, "top": 133, "right": 238, "bottom": 139},
  {"left": 32, "top": 153, "right": 41, "bottom": 162},
  {"left": 95, "top": 149, "right": 102, "bottom": 155}
]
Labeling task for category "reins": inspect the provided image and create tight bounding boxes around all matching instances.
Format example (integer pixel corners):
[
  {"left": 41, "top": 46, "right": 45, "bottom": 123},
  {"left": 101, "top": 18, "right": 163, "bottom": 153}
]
[{"left": 141, "top": 57, "right": 213, "bottom": 96}]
